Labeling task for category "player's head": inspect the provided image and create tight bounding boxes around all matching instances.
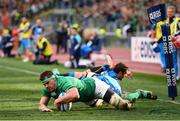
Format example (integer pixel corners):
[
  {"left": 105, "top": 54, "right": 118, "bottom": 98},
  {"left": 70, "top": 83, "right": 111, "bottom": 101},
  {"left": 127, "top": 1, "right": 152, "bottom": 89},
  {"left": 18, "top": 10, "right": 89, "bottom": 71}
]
[
  {"left": 113, "top": 62, "right": 130, "bottom": 80},
  {"left": 39, "top": 71, "right": 56, "bottom": 92},
  {"left": 167, "top": 5, "right": 176, "bottom": 18}
]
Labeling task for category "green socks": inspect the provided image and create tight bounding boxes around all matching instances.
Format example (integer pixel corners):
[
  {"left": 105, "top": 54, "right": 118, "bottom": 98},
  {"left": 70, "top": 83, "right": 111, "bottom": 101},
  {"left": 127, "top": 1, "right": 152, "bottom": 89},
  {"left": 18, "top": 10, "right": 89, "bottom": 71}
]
[{"left": 125, "top": 92, "right": 141, "bottom": 102}]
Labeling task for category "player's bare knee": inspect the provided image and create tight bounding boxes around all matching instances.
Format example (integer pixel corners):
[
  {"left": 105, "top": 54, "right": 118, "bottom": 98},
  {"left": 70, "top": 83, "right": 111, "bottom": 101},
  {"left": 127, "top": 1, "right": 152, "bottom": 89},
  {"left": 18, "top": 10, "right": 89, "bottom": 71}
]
[
  {"left": 109, "top": 93, "right": 121, "bottom": 106},
  {"left": 103, "top": 88, "right": 131, "bottom": 110}
]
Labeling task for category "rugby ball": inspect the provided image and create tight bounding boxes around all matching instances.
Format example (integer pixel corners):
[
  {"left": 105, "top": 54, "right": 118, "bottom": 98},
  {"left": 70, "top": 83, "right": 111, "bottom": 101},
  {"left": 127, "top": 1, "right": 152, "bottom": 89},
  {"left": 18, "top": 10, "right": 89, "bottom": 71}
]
[{"left": 59, "top": 92, "right": 72, "bottom": 111}]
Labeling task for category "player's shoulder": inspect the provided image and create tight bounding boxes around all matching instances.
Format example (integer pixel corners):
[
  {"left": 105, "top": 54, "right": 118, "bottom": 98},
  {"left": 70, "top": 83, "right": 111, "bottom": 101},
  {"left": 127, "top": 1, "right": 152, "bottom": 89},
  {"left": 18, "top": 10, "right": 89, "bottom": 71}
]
[
  {"left": 59, "top": 76, "right": 78, "bottom": 82},
  {"left": 41, "top": 37, "right": 49, "bottom": 42},
  {"left": 42, "top": 88, "right": 51, "bottom": 96}
]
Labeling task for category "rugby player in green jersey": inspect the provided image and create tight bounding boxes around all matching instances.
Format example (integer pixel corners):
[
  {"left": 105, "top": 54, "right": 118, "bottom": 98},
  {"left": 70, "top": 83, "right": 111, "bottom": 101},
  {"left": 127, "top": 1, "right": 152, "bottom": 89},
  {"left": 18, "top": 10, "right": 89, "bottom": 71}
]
[{"left": 38, "top": 70, "right": 132, "bottom": 112}]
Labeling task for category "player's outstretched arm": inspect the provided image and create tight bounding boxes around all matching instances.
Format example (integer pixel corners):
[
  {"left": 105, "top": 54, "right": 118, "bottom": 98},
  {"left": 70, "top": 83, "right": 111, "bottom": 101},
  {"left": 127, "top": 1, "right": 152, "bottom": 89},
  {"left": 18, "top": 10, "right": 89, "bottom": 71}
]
[
  {"left": 39, "top": 96, "right": 52, "bottom": 112},
  {"left": 74, "top": 71, "right": 87, "bottom": 78}
]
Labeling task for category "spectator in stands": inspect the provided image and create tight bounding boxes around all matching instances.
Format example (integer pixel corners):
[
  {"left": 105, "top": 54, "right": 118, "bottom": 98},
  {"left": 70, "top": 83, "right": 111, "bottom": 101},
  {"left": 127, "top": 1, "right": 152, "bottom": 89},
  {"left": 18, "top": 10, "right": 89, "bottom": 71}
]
[
  {"left": 11, "top": 9, "right": 21, "bottom": 26},
  {"left": 0, "top": 0, "right": 56, "bottom": 27},
  {"left": 0, "top": 8, "right": 10, "bottom": 27}
]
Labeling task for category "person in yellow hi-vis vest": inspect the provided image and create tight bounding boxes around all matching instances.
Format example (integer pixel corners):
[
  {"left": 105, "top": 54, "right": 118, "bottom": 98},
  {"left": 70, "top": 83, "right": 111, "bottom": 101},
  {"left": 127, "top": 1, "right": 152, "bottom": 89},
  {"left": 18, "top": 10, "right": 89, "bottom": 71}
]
[
  {"left": 148, "top": 6, "right": 180, "bottom": 81},
  {"left": 99, "top": 27, "right": 107, "bottom": 46},
  {"left": 33, "top": 32, "right": 58, "bottom": 65},
  {"left": 18, "top": 16, "right": 32, "bottom": 62},
  {"left": 166, "top": 6, "right": 180, "bottom": 81}
]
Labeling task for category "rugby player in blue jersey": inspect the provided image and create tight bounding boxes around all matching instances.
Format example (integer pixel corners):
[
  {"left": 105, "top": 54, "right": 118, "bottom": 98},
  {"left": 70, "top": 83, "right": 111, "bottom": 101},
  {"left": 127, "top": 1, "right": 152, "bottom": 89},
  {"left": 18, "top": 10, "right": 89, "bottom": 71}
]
[{"left": 58, "top": 62, "right": 157, "bottom": 106}]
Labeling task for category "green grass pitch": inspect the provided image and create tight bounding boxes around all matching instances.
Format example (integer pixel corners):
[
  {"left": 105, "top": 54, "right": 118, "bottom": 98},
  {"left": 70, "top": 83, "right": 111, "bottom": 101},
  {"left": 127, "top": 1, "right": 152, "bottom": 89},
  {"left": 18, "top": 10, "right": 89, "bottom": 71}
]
[{"left": 0, "top": 58, "right": 180, "bottom": 120}]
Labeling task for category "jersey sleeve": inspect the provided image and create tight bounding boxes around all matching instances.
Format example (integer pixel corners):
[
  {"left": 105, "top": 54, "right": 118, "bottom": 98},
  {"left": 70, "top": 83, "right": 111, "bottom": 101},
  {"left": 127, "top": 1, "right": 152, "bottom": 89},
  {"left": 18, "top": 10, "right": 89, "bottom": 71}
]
[
  {"left": 41, "top": 41, "right": 47, "bottom": 51},
  {"left": 41, "top": 88, "right": 51, "bottom": 97},
  {"left": 151, "top": 24, "right": 156, "bottom": 30},
  {"left": 156, "top": 22, "right": 163, "bottom": 41}
]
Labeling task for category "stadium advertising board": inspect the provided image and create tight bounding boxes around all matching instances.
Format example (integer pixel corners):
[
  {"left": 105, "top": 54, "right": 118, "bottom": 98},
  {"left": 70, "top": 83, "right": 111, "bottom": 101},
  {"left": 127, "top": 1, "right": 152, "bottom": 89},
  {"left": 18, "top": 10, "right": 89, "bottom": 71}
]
[{"left": 131, "top": 37, "right": 160, "bottom": 64}]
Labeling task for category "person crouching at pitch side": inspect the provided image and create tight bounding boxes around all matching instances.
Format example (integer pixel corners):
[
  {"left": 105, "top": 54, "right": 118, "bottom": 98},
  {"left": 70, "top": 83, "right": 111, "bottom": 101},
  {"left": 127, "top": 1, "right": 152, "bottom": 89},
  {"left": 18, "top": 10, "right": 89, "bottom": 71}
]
[{"left": 33, "top": 31, "right": 58, "bottom": 65}]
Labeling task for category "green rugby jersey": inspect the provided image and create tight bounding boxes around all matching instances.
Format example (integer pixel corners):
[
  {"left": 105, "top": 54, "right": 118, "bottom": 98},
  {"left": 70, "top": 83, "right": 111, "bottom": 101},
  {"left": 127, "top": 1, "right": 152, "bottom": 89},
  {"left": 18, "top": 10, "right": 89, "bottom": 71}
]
[{"left": 42, "top": 76, "right": 96, "bottom": 102}]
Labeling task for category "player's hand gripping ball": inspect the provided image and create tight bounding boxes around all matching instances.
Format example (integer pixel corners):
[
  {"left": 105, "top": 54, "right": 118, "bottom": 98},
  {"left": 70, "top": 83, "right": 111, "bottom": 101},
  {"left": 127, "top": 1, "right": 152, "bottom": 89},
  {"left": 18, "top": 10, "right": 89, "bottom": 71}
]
[{"left": 59, "top": 92, "right": 72, "bottom": 111}]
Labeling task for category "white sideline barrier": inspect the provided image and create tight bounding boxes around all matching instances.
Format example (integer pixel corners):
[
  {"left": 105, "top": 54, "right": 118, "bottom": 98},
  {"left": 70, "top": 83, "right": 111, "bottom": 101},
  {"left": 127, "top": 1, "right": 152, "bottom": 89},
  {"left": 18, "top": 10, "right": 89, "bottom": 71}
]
[{"left": 131, "top": 37, "right": 160, "bottom": 64}]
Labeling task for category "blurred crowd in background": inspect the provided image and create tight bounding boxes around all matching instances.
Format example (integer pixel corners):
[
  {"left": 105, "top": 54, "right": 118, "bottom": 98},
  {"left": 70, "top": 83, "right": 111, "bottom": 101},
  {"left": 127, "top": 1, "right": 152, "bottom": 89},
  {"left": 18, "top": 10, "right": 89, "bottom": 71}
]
[
  {"left": 74, "top": 0, "right": 180, "bottom": 33},
  {"left": 0, "top": 0, "right": 55, "bottom": 26},
  {"left": 1, "top": 0, "right": 180, "bottom": 33}
]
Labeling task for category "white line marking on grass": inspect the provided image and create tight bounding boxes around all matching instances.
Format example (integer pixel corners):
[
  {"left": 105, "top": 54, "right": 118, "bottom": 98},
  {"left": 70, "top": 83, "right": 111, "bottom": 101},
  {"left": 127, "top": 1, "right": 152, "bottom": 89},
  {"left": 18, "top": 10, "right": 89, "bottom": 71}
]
[
  {"left": 0, "top": 99, "right": 22, "bottom": 101},
  {"left": 0, "top": 65, "right": 39, "bottom": 76}
]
